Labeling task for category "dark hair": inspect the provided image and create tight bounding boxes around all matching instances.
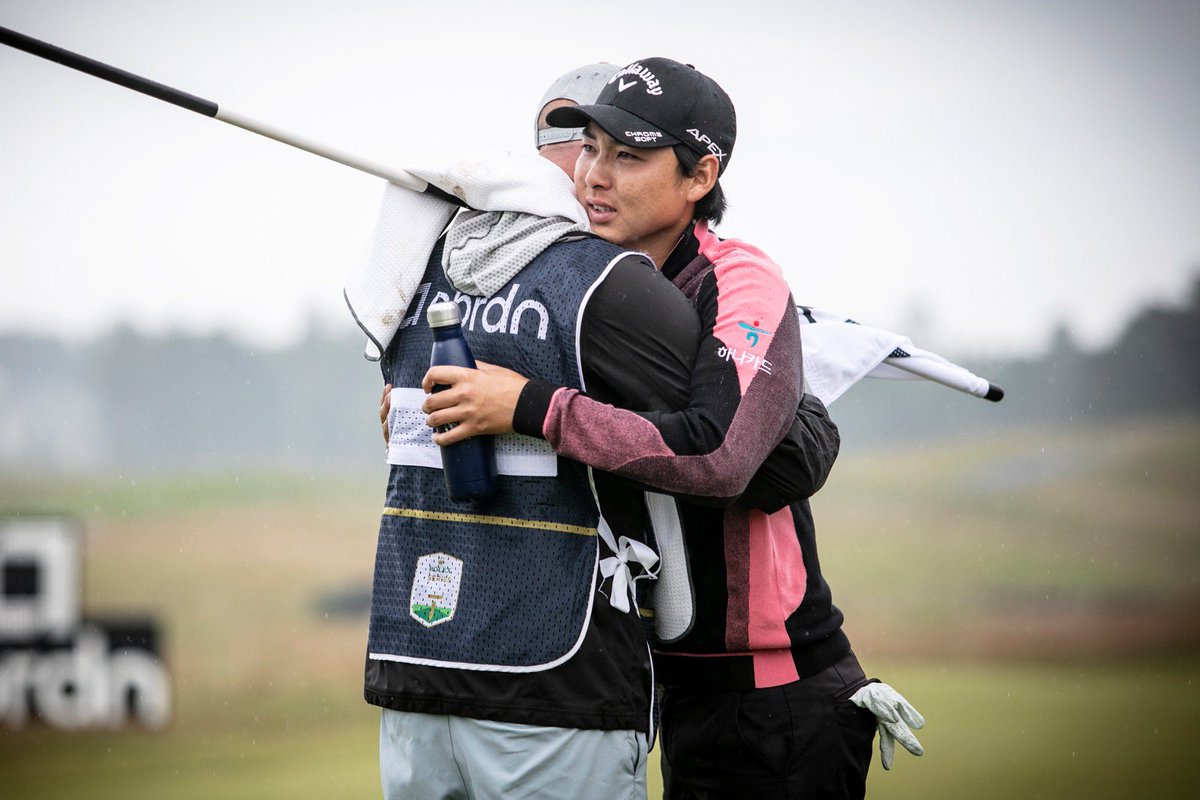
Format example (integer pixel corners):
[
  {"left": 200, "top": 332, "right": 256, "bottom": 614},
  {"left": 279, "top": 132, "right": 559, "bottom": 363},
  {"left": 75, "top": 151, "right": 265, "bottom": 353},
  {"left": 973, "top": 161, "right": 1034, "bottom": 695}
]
[{"left": 673, "top": 145, "right": 727, "bottom": 226}]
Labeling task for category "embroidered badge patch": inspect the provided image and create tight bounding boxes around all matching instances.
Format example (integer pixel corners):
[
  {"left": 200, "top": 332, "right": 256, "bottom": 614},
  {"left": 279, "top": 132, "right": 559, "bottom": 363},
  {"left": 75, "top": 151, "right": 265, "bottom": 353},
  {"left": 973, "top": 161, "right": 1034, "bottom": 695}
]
[{"left": 409, "top": 552, "right": 463, "bottom": 628}]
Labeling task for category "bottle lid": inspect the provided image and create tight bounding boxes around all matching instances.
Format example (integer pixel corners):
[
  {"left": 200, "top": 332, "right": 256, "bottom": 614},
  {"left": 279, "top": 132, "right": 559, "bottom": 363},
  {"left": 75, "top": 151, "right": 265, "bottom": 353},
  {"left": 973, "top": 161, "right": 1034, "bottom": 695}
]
[{"left": 427, "top": 301, "right": 462, "bottom": 328}]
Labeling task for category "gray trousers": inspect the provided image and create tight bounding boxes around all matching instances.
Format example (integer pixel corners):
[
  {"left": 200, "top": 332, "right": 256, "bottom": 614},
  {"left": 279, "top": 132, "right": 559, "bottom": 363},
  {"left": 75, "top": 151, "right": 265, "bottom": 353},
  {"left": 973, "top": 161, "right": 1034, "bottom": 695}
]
[{"left": 380, "top": 708, "right": 649, "bottom": 800}]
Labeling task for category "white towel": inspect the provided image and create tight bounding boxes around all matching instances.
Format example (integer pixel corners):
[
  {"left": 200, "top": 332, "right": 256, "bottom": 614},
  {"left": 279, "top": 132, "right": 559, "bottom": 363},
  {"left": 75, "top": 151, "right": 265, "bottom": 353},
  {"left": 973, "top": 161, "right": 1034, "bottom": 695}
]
[
  {"left": 797, "top": 305, "right": 1002, "bottom": 405},
  {"left": 344, "top": 150, "right": 587, "bottom": 360}
]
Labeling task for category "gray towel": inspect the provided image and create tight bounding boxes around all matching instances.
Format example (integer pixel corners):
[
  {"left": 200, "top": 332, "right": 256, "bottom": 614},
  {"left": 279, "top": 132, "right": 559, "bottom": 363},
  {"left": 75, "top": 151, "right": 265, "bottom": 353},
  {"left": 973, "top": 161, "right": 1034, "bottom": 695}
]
[{"left": 442, "top": 210, "right": 589, "bottom": 298}]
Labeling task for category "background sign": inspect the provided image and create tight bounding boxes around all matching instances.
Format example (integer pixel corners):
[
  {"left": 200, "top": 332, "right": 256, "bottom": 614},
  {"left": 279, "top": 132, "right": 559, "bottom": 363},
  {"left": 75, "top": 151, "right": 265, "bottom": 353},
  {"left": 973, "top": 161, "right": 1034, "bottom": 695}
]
[{"left": 0, "top": 516, "right": 170, "bottom": 729}]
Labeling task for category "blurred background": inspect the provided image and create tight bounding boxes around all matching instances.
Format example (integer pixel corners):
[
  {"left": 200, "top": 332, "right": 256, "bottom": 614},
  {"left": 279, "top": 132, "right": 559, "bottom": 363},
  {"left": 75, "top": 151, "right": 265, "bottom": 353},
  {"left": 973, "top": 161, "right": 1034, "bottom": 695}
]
[{"left": 2, "top": 1, "right": 1197, "bottom": 797}]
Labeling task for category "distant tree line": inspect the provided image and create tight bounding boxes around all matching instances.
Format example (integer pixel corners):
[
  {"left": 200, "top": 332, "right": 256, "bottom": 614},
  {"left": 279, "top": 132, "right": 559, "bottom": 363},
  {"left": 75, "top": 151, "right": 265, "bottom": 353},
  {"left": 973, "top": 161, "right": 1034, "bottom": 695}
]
[
  {"left": 1, "top": 277, "right": 1196, "bottom": 471},
  {"left": 0, "top": 326, "right": 384, "bottom": 471}
]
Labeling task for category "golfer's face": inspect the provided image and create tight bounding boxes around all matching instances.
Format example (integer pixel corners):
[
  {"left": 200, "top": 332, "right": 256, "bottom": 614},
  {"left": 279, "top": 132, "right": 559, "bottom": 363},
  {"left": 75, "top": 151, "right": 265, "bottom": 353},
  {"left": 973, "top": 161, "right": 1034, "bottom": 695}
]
[{"left": 574, "top": 124, "right": 694, "bottom": 267}]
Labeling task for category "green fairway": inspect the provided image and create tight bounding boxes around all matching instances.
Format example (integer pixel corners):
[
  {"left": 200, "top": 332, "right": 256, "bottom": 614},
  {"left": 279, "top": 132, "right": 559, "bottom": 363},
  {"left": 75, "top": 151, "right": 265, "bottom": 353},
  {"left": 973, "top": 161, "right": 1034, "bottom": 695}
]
[
  {"left": 0, "top": 719, "right": 380, "bottom": 800},
  {"left": 3, "top": 656, "right": 1196, "bottom": 798},
  {"left": 858, "top": 655, "right": 1199, "bottom": 799},
  {"left": 2, "top": 416, "right": 1196, "bottom": 797}
]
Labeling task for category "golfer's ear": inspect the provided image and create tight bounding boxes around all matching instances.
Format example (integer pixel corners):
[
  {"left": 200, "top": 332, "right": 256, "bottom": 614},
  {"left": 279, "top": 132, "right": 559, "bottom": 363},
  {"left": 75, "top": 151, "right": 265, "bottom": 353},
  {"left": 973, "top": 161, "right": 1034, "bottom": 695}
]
[{"left": 686, "top": 155, "right": 720, "bottom": 202}]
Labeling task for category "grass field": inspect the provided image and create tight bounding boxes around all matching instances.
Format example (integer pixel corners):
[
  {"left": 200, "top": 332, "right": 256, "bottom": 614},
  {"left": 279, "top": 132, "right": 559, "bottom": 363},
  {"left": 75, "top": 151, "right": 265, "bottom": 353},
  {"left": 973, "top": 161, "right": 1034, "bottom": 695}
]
[{"left": 2, "top": 416, "right": 1197, "bottom": 798}]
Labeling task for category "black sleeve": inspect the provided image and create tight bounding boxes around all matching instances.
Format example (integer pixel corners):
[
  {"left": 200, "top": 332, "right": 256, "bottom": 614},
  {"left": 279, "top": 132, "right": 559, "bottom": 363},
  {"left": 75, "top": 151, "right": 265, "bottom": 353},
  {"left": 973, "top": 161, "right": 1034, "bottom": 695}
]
[
  {"left": 578, "top": 254, "right": 698, "bottom": 412},
  {"left": 513, "top": 252, "right": 698, "bottom": 437},
  {"left": 735, "top": 393, "right": 841, "bottom": 513}
]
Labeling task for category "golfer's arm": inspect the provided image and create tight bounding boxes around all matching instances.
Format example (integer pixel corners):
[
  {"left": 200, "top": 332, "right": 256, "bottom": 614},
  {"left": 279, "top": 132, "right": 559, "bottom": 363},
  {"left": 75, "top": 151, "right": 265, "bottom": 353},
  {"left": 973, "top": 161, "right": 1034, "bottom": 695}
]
[
  {"left": 735, "top": 394, "right": 840, "bottom": 513},
  {"left": 516, "top": 255, "right": 748, "bottom": 507},
  {"left": 514, "top": 256, "right": 804, "bottom": 500},
  {"left": 568, "top": 256, "right": 699, "bottom": 416}
]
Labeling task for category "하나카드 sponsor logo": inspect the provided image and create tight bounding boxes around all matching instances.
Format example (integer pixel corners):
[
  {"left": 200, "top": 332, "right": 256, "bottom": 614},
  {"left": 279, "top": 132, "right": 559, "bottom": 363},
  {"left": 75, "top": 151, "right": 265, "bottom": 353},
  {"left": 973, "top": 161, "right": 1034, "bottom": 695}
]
[
  {"left": 738, "top": 320, "right": 773, "bottom": 347},
  {"left": 716, "top": 345, "right": 773, "bottom": 374}
]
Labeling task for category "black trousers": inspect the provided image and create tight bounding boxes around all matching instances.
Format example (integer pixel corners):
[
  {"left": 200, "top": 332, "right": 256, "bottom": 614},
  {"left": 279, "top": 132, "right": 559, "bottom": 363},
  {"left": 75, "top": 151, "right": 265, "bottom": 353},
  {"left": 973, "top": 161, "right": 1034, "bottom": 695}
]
[{"left": 660, "top": 652, "right": 877, "bottom": 800}]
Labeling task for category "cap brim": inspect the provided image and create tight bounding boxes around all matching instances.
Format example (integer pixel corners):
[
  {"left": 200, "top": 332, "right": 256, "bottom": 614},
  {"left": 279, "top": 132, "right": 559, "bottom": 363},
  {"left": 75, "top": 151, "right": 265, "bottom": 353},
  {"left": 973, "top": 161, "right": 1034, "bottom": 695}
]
[{"left": 546, "top": 104, "right": 681, "bottom": 149}]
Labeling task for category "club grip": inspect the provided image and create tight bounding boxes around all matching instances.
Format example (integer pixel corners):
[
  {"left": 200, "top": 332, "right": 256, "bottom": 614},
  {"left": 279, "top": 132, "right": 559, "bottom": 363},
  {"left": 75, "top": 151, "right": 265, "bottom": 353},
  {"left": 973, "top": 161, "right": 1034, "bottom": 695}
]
[{"left": 1, "top": 25, "right": 218, "bottom": 117}]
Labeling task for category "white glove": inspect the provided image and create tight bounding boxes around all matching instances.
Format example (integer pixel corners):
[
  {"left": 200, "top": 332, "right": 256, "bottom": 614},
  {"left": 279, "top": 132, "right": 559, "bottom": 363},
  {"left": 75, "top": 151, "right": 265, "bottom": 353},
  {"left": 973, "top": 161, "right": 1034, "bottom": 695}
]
[{"left": 850, "top": 681, "right": 925, "bottom": 770}]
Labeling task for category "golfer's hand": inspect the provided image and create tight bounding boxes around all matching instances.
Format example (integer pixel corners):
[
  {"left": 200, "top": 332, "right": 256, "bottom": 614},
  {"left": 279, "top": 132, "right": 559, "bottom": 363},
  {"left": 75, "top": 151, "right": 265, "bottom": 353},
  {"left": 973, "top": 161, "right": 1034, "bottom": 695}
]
[
  {"left": 850, "top": 682, "right": 925, "bottom": 770},
  {"left": 422, "top": 361, "right": 528, "bottom": 446},
  {"left": 379, "top": 384, "right": 392, "bottom": 446}
]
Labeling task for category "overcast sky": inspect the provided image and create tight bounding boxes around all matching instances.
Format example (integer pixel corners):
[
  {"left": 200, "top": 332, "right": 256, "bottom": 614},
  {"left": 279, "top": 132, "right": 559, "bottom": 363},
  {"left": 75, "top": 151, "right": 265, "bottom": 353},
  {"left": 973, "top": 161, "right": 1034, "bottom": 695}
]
[{"left": 2, "top": 0, "right": 1197, "bottom": 357}]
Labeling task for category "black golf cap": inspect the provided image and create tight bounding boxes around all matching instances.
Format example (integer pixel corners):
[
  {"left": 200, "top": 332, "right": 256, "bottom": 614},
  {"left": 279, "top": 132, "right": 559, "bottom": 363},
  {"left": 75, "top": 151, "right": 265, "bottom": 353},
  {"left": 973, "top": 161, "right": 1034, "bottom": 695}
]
[{"left": 546, "top": 57, "right": 736, "bottom": 175}]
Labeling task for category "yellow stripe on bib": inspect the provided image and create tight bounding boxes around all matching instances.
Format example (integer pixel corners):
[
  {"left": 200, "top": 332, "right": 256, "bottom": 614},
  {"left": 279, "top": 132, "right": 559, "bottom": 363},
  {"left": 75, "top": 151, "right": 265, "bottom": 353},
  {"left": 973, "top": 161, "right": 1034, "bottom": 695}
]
[{"left": 382, "top": 507, "right": 596, "bottom": 537}]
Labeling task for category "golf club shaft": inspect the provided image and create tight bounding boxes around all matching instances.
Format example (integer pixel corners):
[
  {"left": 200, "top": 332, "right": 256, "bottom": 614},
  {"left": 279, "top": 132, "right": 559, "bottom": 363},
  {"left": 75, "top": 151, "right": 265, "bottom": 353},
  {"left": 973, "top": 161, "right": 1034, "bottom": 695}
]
[{"left": 0, "top": 25, "right": 447, "bottom": 197}]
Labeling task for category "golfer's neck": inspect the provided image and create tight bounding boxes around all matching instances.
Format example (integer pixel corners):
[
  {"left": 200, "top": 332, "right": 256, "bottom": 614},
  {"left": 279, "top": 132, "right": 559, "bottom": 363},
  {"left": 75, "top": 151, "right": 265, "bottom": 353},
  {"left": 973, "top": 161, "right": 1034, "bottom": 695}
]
[{"left": 635, "top": 223, "right": 692, "bottom": 270}]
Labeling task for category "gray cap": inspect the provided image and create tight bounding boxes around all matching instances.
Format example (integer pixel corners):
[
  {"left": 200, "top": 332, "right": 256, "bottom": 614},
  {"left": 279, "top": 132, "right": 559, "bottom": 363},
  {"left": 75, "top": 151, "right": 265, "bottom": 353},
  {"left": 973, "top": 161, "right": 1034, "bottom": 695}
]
[
  {"left": 535, "top": 63, "right": 620, "bottom": 149},
  {"left": 427, "top": 301, "right": 462, "bottom": 328}
]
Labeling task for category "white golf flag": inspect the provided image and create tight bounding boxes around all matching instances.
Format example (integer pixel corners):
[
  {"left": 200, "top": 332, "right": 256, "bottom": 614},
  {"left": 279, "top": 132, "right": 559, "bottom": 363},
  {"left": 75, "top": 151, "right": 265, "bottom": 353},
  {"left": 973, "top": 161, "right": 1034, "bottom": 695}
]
[{"left": 797, "top": 305, "right": 1003, "bottom": 406}]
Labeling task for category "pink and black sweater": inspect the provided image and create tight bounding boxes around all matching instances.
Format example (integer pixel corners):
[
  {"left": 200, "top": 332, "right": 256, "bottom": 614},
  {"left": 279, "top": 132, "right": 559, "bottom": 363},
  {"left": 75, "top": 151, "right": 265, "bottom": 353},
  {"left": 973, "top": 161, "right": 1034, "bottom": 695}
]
[{"left": 513, "top": 222, "right": 850, "bottom": 690}]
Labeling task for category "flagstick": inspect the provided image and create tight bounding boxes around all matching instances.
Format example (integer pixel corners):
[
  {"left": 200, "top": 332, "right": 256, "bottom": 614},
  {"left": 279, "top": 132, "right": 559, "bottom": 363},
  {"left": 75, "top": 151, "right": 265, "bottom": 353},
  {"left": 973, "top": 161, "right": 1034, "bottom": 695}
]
[
  {"left": 0, "top": 25, "right": 461, "bottom": 202},
  {"left": 884, "top": 355, "right": 1005, "bottom": 402}
]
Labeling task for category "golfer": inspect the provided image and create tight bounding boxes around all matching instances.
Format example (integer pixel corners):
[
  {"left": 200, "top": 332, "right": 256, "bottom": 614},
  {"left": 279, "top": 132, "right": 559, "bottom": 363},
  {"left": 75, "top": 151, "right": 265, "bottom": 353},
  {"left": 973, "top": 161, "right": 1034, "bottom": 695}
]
[{"left": 424, "top": 57, "right": 916, "bottom": 798}]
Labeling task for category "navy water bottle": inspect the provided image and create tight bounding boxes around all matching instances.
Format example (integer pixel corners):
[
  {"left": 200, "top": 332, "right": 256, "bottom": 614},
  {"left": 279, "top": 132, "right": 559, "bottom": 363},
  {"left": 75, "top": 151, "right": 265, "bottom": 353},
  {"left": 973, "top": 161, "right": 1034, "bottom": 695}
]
[{"left": 427, "top": 301, "right": 498, "bottom": 502}]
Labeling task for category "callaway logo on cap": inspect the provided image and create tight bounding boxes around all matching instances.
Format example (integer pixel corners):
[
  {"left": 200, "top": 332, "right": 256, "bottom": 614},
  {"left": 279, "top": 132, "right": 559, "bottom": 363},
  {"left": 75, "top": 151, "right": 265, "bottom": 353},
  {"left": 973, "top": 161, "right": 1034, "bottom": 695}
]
[{"left": 545, "top": 57, "right": 737, "bottom": 175}]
